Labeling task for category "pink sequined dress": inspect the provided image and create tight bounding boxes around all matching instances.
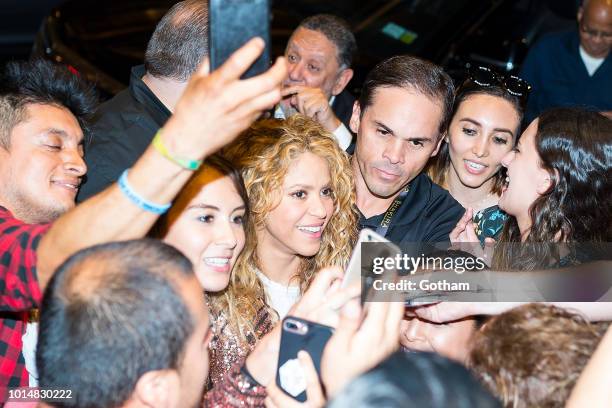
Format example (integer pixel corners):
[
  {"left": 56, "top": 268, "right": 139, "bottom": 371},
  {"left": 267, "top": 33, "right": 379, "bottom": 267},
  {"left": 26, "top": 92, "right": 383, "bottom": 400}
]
[{"left": 207, "top": 303, "right": 275, "bottom": 387}]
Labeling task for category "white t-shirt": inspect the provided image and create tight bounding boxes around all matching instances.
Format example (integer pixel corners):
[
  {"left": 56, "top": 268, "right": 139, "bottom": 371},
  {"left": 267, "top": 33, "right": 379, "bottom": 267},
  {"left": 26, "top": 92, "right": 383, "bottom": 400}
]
[
  {"left": 256, "top": 270, "right": 301, "bottom": 319},
  {"left": 579, "top": 46, "right": 605, "bottom": 76},
  {"left": 22, "top": 321, "right": 39, "bottom": 386}
]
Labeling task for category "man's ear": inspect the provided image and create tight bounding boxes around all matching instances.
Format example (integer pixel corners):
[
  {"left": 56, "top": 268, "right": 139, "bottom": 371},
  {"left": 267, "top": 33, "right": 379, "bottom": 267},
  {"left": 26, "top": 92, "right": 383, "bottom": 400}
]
[
  {"left": 332, "top": 68, "right": 354, "bottom": 96},
  {"left": 349, "top": 100, "right": 361, "bottom": 134},
  {"left": 430, "top": 134, "right": 446, "bottom": 158},
  {"left": 133, "top": 370, "right": 181, "bottom": 408},
  {"left": 577, "top": 6, "right": 583, "bottom": 24}
]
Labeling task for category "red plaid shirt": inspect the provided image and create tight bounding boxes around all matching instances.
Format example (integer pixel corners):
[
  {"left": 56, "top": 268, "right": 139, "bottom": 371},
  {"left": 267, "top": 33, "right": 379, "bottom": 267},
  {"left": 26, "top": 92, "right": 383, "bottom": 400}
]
[{"left": 0, "top": 206, "right": 51, "bottom": 392}]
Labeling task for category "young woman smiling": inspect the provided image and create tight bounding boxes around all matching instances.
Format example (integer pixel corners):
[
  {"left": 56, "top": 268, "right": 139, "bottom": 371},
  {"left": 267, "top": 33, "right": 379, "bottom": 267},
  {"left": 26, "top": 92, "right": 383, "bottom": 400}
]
[
  {"left": 152, "top": 155, "right": 265, "bottom": 386},
  {"left": 225, "top": 115, "right": 358, "bottom": 317},
  {"left": 430, "top": 67, "right": 527, "bottom": 244}
]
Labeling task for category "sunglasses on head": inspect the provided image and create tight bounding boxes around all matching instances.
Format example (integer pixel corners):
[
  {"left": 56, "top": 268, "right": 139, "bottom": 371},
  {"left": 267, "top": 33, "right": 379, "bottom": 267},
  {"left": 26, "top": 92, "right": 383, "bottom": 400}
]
[{"left": 467, "top": 65, "right": 532, "bottom": 99}]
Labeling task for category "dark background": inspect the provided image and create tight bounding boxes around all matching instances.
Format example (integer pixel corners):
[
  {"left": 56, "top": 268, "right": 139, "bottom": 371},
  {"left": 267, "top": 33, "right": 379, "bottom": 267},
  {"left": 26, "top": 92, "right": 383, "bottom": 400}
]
[{"left": 0, "top": 0, "right": 580, "bottom": 97}]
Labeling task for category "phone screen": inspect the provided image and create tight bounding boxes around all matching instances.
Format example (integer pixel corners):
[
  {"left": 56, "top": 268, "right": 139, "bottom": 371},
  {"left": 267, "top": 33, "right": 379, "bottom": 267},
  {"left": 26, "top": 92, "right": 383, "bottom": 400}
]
[{"left": 209, "top": 0, "right": 271, "bottom": 78}]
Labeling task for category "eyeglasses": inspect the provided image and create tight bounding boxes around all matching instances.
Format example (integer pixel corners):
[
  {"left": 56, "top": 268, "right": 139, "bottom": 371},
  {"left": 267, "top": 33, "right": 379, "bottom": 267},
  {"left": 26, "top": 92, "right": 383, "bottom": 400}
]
[
  {"left": 579, "top": 21, "right": 612, "bottom": 41},
  {"left": 467, "top": 66, "right": 532, "bottom": 99}
]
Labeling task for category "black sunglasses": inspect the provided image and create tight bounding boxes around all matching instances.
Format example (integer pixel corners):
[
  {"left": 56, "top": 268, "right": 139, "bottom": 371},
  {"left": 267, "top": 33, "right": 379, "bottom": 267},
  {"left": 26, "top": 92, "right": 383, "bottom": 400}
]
[{"left": 467, "top": 65, "right": 532, "bottom": 99}]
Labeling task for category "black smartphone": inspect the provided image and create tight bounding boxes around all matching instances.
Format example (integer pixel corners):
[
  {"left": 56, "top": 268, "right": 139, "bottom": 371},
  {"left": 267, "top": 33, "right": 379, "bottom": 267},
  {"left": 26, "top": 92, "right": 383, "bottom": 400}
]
[
  {"left": 276, "top": 316, "right": 334, "bottom": 402},
  {"left": 208, "top": 0, "right": 271, "bottom": 78}
]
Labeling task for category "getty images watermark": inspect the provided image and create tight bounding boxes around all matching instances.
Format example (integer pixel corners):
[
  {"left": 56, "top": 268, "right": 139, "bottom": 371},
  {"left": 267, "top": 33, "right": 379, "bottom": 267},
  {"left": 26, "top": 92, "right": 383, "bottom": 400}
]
[{"left": 361, "top": 242, "right": 612, "bottom": 303}]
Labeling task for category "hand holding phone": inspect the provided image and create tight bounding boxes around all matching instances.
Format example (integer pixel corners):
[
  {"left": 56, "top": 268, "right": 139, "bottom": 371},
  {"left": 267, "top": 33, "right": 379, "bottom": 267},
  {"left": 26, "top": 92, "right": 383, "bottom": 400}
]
[
  {"left": 266, "top": 350, "right": 325, "bottom": 407},
  {"left": 276, "top": 317, "right": 334, "bottom": 402}
]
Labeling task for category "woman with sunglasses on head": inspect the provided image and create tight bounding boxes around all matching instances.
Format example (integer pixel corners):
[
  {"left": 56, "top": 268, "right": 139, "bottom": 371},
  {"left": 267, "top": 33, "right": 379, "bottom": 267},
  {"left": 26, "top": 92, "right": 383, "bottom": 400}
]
[
  {"left": 431, "top": 108, "right": 612, "bottom": 323},
  {"left": 429, "top": 66, "right": 530, "bottom": 244},
  {"left": 451, "top": 107, "right": 610, "bottom": 260}
]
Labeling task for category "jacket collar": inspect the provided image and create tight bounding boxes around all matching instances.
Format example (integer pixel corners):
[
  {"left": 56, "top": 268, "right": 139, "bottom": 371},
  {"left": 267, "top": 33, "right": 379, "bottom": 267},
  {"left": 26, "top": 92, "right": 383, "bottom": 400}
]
[{"left": 128, "top": 65, "right": 172, "bottom": 127}]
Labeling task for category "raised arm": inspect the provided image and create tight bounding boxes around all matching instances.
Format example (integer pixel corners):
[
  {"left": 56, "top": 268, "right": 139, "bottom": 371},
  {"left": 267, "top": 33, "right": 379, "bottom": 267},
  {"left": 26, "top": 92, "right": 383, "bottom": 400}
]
[
  {"left": 37, "top": 38, "right": 287, "bottom": 289},
  {"left": 566, "top": 325, "right": 612, "bottom": 407}
]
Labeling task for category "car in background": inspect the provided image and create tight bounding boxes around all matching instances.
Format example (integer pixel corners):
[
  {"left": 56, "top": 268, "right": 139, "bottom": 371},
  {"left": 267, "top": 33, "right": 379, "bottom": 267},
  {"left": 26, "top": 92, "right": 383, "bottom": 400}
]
[{"left": 32, "top": 0, "right": 577, "bottom": 99}]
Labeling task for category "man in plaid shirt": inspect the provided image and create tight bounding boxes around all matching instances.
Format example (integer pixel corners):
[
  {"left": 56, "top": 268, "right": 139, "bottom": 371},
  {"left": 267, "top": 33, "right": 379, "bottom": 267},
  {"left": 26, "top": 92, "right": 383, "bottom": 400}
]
[
  {"left": 0, "top": 37, "right": 287, "bottom": 400},
  {"left": 0, "top": 59, "right": 97, "bottom": 389}
]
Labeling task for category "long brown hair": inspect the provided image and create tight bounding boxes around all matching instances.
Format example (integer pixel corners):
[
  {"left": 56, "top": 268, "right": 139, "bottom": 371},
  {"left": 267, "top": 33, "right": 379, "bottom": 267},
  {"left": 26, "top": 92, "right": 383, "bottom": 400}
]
[
  {"left": 470, "top": 303, "right": 609, "bottom": 407},
  {"left": 493, "top": 108, "right": 612, "bottom": 269}
]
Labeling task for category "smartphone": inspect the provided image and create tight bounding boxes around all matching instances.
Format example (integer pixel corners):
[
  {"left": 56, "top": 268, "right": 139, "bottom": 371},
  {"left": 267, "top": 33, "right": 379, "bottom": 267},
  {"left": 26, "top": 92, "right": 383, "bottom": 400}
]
[
  {"left": 209, "top": 0, "right": 271, "bottom": 78},
  {"left": 276, "top": 317, "right": 334, "bottom": 402},
  {"left": 342, "top": 229, "right": 403, "bottom": 304}
]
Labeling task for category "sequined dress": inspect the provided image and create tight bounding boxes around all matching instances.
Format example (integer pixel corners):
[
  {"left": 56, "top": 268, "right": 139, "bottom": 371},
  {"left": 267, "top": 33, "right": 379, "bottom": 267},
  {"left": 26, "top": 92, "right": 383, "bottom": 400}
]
[{"left": 207, "top": 301, "right": 275, "bottom": 387}]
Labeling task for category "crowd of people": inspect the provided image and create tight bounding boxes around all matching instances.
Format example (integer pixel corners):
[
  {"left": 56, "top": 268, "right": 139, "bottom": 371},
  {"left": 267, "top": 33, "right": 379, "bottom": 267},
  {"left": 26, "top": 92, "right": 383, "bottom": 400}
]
[{"left": 0, "top": 0, "right": 611, "bottom": 407}]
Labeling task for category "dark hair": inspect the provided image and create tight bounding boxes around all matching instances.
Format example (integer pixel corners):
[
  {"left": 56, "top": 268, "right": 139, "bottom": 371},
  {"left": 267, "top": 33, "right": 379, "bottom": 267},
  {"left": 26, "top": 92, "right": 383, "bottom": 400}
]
[
  {"left": 151, "top": 154, "right": 249, "bottom": 238},
  {"left": 298, "top": 14, "right": 357, "bottom": 68},
  {"left": 37, "top": 239, "right": 196, "bottom": 408},
  {"left": 428, "top": 81, "right": 523, "bottom": 195},
  {"left": 358, "top": 55, "right": 455, "bottom": 136},
  {"left": 327, "top": 351, "right": 500, "bottom": 408},
  {"left": 494, "top": 108, "right": 612, "bottom": 269},
  {"left": 470, "top": 303, "right": 609, "bottom": 407},
  {"left": 0, "top": 58, "right": 97, "bottom": 148},
  {"left": 144, "top": 0, "right": 209, "bottom": 81}
]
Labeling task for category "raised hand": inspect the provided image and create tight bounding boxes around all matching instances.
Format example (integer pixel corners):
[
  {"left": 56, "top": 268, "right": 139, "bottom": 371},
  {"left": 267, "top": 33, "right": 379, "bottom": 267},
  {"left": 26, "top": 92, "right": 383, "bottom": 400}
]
[
  {"left": 321, "top": 299, "right": 403, "bottom": 398},
  {"left": 281, "top": 85, "right": 341, "bottom": 132},
  {"left": 265, "top": 351, "right": 325, "bottom": 408},
  {"left": 164, "top": 37, "right": 287, "bottom": 159}
]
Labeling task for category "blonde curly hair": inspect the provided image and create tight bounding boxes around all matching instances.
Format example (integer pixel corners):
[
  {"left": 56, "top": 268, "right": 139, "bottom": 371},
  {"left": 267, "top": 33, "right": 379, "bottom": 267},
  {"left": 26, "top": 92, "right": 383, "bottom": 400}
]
[{"left": 211, "top": 115, "right": 358, "bottom": 340}]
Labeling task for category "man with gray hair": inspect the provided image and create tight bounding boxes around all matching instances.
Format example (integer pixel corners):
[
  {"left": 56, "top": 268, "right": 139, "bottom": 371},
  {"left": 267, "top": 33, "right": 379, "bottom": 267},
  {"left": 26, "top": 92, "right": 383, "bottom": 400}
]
[
  {"left": 78, "top": 0, "right": 209, "bottom": 201},
  {"left": 519, "top": 0, "right": 612, "bottom": 123},
  {"left": 278, "top": 14, "right": 358, "bottom": 150}
]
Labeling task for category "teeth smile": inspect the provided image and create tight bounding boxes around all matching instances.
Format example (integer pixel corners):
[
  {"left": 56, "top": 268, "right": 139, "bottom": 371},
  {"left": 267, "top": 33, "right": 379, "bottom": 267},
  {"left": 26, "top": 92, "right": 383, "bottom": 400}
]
[
  {"left": 54, "top": 182, "right": 78, "bottom": 190},
  {"left": 298, "top": 226, "right": 322, "bottom": 233},
  {"left": 204, "top": 258, "right": 229, "bottom": 266},
  {"left": 466, "top": 161, "right": 485, "bottom": 170}
]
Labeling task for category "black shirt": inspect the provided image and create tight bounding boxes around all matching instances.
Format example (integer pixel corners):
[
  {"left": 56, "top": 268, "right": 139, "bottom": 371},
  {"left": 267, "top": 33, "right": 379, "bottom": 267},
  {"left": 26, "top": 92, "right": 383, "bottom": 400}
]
[
  {"left": 333, "top": 89, "right": 355, "bottom": 129},
  {"left": 77, "top": 65, "right": 171, "bottom": 202},
  {"left": 359, "top": 173, "right": 464, "bottom": 245}
]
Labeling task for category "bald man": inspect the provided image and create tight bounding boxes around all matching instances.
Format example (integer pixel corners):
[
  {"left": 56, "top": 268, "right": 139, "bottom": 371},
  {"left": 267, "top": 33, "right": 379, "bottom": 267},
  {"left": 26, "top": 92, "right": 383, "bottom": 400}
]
[{"left": 520, "top": 0, "right": 612, "bottom": 122}]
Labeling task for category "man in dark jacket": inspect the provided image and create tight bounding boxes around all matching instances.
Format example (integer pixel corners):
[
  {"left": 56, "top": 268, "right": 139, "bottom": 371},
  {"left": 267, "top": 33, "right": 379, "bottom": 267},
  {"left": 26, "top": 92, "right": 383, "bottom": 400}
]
[
  {"left": 277, "top": 14, "right": 357, "bottom": 150},
  {"left": 77, "top": 0, "right": 208, "bottom": 201},
  {"left": 349, "top": 56, "right": 464, "bottom": 245},
  {"left": 519, "top": 0, "right": 612, "bottom": 123}
]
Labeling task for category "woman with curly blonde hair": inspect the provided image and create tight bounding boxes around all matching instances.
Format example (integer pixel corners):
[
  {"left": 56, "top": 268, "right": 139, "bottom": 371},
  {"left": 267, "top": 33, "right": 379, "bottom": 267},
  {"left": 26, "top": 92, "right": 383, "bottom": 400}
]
[{"left": 206, "top": 114, "right": 358, "bottom": 386}]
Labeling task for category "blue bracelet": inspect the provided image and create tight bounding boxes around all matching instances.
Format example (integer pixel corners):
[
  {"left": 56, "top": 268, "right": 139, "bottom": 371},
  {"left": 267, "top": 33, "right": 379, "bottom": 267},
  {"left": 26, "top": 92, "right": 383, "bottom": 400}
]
[{"left": 118, "top": 170, "right": 171, "bottom": 214}]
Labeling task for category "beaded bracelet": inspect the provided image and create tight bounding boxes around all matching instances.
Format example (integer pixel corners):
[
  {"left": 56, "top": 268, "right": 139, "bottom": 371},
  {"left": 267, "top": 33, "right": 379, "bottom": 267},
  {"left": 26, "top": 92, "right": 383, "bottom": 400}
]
[
  {"left": 118, "top": 169, "right": 171, "bottom": 214},
  {"left": 152, "top": 130, "right": 202, "bottom": 171}
]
